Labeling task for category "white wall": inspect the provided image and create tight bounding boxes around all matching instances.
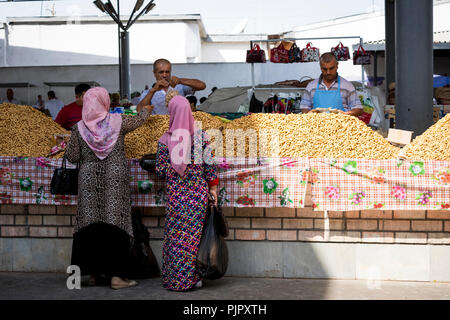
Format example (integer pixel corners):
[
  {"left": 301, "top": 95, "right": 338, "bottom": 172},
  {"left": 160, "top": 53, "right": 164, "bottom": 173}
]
[
  {"left": 0, "top": 62, "right": 321, "bottom": 105},
  {"left": 3, "top": 20, "right": 203, "bottom": 67},
  {"left": 202, "top": 42, "right": 251, "bottom": 62}
]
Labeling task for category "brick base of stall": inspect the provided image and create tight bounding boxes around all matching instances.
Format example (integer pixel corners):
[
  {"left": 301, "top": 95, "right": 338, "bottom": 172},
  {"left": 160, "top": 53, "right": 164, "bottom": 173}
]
[
  {"left": 1, "top": 204, "right": 449, "bottom": 245},
  {"left": 1, "top": 196, "right": 450, "bottom": 280}
]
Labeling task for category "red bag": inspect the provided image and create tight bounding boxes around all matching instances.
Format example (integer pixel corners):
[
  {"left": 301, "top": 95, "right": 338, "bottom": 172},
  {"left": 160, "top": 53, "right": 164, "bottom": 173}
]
[
  {"left": 353, "top": 45, "right": 371, "bottom": 65},
  {"left": 270, "top": 43, "right": 289, "bottom": 63},
  {"left": 301, "top": 42, "right": 320, "bottom": 62},
  {"left": 331, "top": 42, "right": 350, "bottom": 61},
  {"left": 246, "top": 44, "right": 266, "bottom": 63}
]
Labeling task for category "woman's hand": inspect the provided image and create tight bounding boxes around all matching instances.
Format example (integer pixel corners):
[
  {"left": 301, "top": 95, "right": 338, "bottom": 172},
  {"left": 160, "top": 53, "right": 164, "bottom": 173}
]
[
  {"left": 143, "top": 105, "right": 154, "bottom": 113},
  {"left": 209, "top": 185, "right": 218, "bottom": 206}
]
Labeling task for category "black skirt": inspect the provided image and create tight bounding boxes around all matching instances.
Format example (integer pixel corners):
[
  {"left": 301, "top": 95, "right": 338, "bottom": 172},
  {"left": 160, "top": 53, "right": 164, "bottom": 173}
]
[{"left": 71, "top": 222, "right": 132, "bottom": 278}]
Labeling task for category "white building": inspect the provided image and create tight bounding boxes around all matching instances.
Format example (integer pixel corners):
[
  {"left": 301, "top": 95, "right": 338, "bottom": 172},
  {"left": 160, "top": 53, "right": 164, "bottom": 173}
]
[
  {"left": 0, "top": 14, "right": 320, "bottom": 104},
  {"left": 2, "top": 0, "right": 450, "bottom": 105}
]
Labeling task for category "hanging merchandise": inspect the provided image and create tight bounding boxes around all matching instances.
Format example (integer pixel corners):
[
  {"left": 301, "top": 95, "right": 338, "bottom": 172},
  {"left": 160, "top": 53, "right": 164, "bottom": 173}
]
[
  {"left": 353, "top": 45, "right": 371, "bottom": 65},
  {"left": 270, "top": 43, "right": 290, "bottom": 63},
  {"left": 276, "top": 94, "right": 293, "bottom": 114},
  {"left": 331, "top": 42, "right": 350, "bottom": 61},
  {"left": 249, "top": 93, "right": 264, "bottom": 113},
  {"left": 246, "top": 44, "right": 266, "bottom": 63},
  {"left": 288, "top": 43, "right": 302, "bottom": 63},
  {"left": 263, "top": 94, "right": 277, "bottom": 113},
  {"left": 301, "top": 42, "right": 320, "bottom": 62},
  {"left": 291, "top": 93, "right": 303, "bottom": 113}
]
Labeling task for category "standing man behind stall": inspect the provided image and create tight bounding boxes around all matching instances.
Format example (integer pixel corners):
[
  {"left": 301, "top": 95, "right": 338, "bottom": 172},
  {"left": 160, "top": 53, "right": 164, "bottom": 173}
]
[
  {"left": 2, "top": 88, "right": 19, "bottom": 104},
  {"left": 45, "top": 91, "right": 65, "bottom": 120},
  {"left": 55, "top": 83, "right": 91, "bottom": 130},
  {"left": 137, "top": 58, "right": 206, "bottom": 114},
  {"left": 300, "top": 53, "right": 363, "bottom": 117}
]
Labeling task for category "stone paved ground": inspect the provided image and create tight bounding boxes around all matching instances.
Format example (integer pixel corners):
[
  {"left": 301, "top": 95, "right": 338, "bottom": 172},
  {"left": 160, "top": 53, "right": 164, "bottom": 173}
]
[{"left": 1, "top": 272, "right": 450, "bottom": 300}]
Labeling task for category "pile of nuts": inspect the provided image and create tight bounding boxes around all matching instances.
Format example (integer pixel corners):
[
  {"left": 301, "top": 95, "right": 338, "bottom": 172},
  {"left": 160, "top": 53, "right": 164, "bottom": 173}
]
[
  {"left": 0, "top": 104, "right": 427, "bottom": 160},
  {"left": 218, "top": 112, "right": 400, "bottom": 159},
  {"left": 125, "top": 115, "right": 169, "bottom": 158},
  {"left": 0, "top": 103, "right": 69, "bottom": 157},
  {"left": 402, "top": 113, "right": 450, "bottom": 160},
  {"left": 124, "top": 111, "right": 225, "bottom": 158}
]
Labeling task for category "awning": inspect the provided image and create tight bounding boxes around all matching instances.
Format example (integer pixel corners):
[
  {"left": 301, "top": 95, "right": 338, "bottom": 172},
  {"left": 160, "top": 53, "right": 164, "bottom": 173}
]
[
  {"left": 0, "top": 83, "right": 36, "bottom": 88},
  {"left": 43, "top": 81, "right": 101, "bottom": 87}
]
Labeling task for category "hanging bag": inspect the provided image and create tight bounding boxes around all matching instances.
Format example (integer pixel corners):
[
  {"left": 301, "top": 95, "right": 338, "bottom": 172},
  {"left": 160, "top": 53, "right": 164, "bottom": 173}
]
[
  {"left": 353, "top": 45, "right": 371, "bottom": 65},
  {"left": 301, "top": 42, "right": 320, "bottom": 62},
  {"left": 128, "top": 208, "right": 161, "bottom": 279},
  {"left": 139, "top": 153, "right": 157, "bottom": 174},
  {"left": 196, "top": 198, "right": 229, "bottom": 280},
  {"left": 270, "top": 43, "right": 290, "bottom": 63},
  {"left": 50, "top": 153, "right": 79, "bottom": 195},
  {"left": 331, "top": 42, "right": 350, "bottom": 61},
  {"left": 288, "top": 43, "right": 302, "bottom": 63},
  {"left": 249, "top": 93, "right": 264, "bottom": 113},
  {"left": 246, "top": 44, "right": 266, "bottom": 63}
]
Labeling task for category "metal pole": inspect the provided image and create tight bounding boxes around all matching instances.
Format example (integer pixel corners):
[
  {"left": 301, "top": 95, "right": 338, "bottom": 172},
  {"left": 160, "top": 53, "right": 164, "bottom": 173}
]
[
  {"left": 360, "top": 37, "right": 365, "bottom": 88},
  {"left": 373, "top": 51, "right": 378, "bottom": 87},
  {"left": 385, "top": 0, "right": 395, "bottom": 96},
  {"left": 120, "top": 30, "right": 131, "bottom": 100},
  {"left": 117, "top": 0, "right": 122, "bottom": 97},
  {"left": 395, "top": 0, "right": 433, "bottom": 136}
]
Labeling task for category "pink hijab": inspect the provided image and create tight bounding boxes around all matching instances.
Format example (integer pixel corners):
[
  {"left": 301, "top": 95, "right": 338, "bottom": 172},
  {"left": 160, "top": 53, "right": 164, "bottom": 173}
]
[
  {"left": 77, "top": 87, "right": 122, "bottom": 160},
  {"left": 158, "top": 95, "right": 196, "bottom": 176}
]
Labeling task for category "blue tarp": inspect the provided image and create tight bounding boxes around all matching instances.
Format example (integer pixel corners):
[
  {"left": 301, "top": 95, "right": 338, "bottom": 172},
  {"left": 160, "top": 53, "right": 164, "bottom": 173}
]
[{"left": 433, "top": 76, "right": 450, "bottom": 88}]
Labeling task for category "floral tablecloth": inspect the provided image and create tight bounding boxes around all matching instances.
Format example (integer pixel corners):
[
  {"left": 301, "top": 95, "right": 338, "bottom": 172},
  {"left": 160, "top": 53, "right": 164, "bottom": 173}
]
[{"left": 0, "top": 156, "right": 448, "bottom": 211}]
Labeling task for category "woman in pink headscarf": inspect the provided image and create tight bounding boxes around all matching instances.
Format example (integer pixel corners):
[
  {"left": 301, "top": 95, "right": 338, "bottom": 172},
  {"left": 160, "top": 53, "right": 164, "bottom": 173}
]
[
  {"left": 155, "top": 95, "right": 218, "bottom": 291},
  {"left": 65, "top": 87, "right": 153, "bottom": 290}
]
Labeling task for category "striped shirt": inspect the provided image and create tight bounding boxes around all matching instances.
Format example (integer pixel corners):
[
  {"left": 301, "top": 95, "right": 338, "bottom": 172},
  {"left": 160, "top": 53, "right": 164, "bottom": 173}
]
[
  {"left": 300, "top": 75, "right": 362, "bottom": 111},
  {"left": 139, "top": 84, "right": 194, "bottom": 115}
]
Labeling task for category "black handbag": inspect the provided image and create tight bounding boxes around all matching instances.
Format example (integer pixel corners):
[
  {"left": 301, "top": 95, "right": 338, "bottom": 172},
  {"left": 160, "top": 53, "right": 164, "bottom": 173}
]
[
  {"left": 50, "top": 154, "right": 79, "bottom": 195},
  {"left": 139, "top": 153, "right": 157, "bottom": 174}
]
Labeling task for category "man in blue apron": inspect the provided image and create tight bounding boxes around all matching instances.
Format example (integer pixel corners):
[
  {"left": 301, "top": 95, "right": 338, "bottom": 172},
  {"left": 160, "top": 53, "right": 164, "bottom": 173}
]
[{"left": 300, "top": 53, "right": 363, "bottom": 117}]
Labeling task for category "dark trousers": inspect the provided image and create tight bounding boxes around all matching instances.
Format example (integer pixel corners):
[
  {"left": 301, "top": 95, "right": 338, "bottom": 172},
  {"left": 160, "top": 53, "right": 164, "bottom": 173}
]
[{"left": 71, "top": 222, "right": 132, "bottom": 278}]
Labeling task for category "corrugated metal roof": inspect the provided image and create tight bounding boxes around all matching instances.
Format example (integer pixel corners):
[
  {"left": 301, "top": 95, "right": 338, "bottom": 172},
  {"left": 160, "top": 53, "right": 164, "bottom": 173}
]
[{"left": 353, "top": 30, "right": 450, "bottom": 51}]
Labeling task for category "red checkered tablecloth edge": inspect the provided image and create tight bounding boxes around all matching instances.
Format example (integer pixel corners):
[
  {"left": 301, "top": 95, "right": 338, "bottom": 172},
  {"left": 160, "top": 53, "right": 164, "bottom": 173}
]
[{"left": 0, "top": 156, "right": 448, "bottom": 211}]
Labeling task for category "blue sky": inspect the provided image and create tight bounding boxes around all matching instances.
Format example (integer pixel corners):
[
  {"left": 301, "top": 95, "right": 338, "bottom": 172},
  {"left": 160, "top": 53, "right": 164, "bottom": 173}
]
[{"left": 0, "top": 0, "right": 385, "bottom": 34}]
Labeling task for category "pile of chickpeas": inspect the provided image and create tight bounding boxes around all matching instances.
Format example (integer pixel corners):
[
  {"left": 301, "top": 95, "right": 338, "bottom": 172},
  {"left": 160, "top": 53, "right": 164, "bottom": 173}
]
[{"left": 0, "top": 103, "right": 69, "bottom": 157}]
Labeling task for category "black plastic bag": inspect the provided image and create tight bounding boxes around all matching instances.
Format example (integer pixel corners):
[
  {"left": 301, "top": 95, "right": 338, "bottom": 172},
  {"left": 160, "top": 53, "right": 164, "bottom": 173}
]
[
  {"left": 196, "top": 205, "right": 229, "bottom": 280},
  {"left": 249, "top": 93, "right": 264, "bottom": 113},
  {"left": 127, "top": 208, "right": 161, "bottom": 279}
]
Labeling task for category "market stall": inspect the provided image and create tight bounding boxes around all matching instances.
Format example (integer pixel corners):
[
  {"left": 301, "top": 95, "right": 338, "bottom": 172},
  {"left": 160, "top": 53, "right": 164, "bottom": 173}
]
[
  {"left": 1, "top": 102, "right": 449, "bottom": 279},
  {"left": 0, "top": 102, "right": 448, "bottom": 211}
]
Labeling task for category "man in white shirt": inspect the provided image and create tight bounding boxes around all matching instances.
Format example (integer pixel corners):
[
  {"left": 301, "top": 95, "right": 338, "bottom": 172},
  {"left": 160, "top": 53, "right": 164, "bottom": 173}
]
[
  {"left": 137, "top": 58, "right": 206, "bottom": 115},
  {"left": 44, "top": 90, "right": 64, "bottom": 120},
  {"left": 32, "top": 94, "right": 45, "bottom": 110},
  {"left": 2, "top": 88, "right": 20, "bottom": 104}
]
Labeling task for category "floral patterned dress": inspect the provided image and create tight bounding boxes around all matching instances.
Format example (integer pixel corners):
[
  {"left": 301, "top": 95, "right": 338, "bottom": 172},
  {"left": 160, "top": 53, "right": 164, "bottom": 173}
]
[{"left": 156, "top": 130, "right": 218, "bottom": 291}]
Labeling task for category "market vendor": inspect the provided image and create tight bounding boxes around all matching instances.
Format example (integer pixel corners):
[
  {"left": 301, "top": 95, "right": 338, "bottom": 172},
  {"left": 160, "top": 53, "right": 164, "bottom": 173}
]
[
  {"left": 137, "top": 58, "right": 206, "bottom": 115},
  {"left": 300, "top": 53, "right": 363, "bottom": 117}
]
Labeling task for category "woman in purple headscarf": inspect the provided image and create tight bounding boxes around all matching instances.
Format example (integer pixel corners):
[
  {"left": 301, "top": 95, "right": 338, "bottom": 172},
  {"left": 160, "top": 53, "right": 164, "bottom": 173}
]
[
  {"left": 156, "top": 95, "right": 218, "bottom": 291},
  {"left": 65, "top": 87, "right": 153, "bottom": 290}
]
